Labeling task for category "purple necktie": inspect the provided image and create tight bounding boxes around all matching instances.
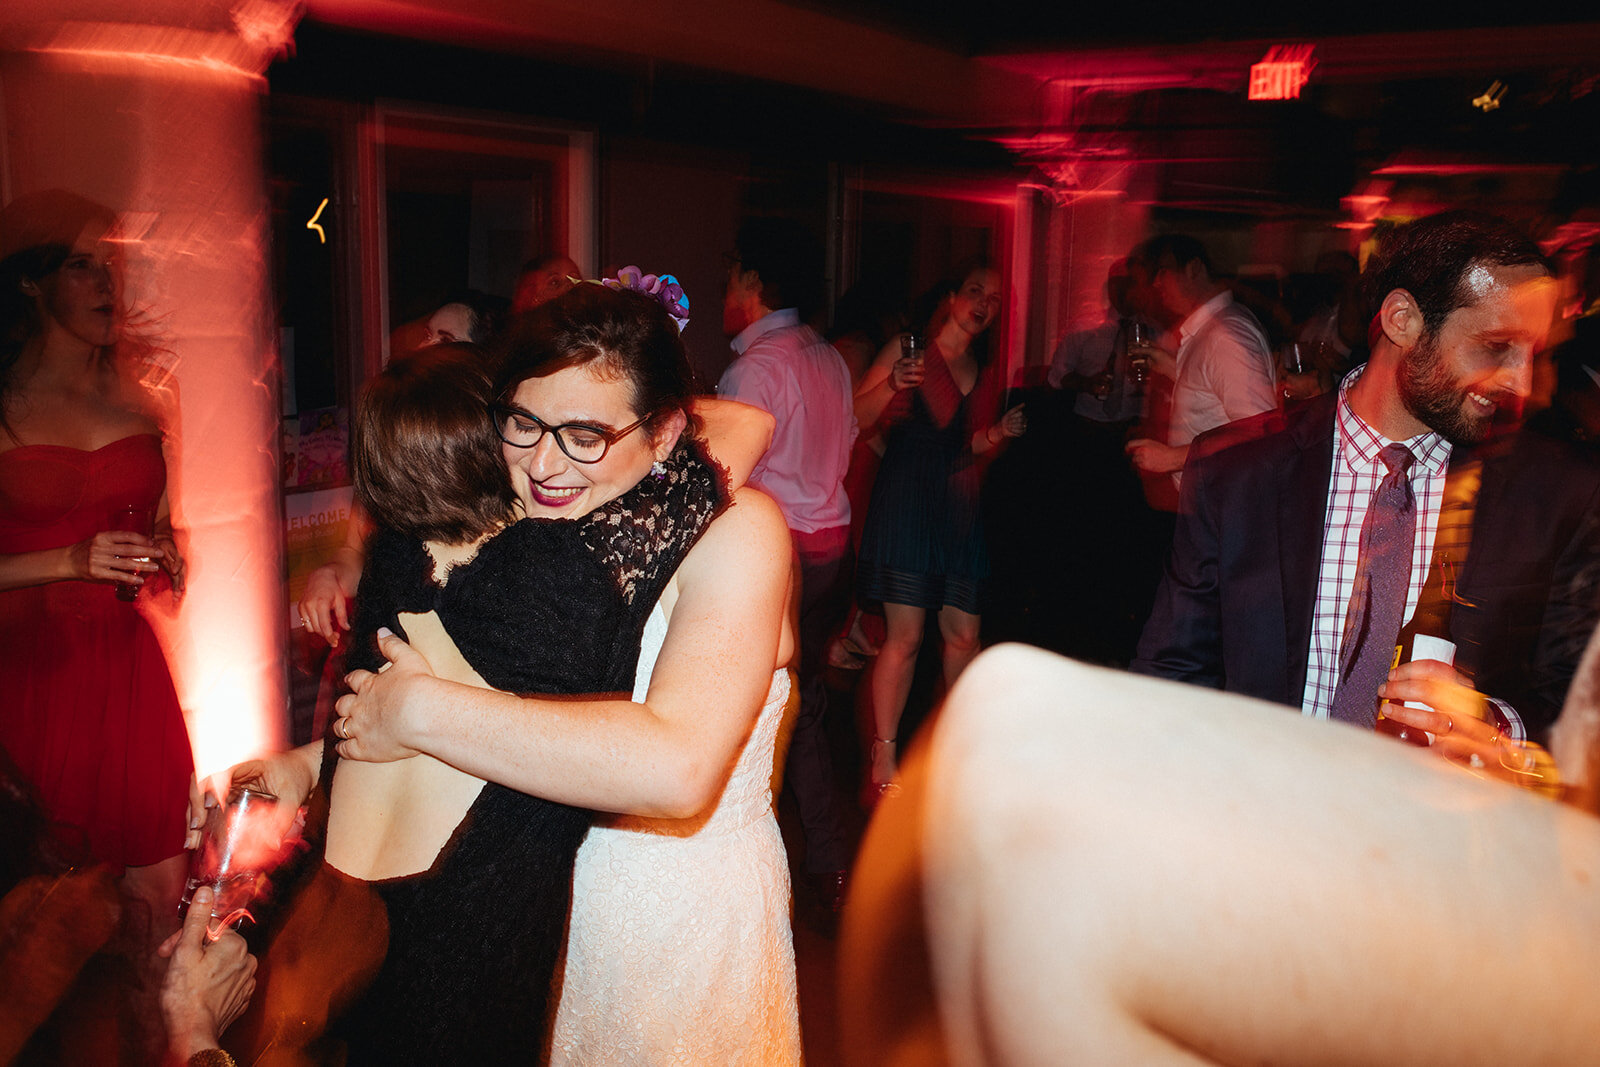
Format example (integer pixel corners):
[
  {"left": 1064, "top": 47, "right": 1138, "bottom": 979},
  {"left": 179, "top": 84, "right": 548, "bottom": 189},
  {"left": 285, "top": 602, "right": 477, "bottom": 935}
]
[{"left": 1330, "top": 444, "right": 1417, "bottom": 727}]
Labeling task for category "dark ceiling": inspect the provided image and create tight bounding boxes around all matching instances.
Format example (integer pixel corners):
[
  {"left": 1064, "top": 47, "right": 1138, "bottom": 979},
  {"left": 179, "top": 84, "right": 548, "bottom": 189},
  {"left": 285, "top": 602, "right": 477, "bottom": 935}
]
[
  {"left": 791, "top": 0, "right": 1600, "bottom": 54},
  {"left": 279, "top": 6, "right": 1600, "bottom": 223}
]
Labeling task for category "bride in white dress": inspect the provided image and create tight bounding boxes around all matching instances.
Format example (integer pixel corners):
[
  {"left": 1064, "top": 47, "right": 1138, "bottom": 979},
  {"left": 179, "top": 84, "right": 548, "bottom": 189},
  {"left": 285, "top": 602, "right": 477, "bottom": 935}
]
[{"left": 551, "top": 600, "right": 801, "bottom": 1064}]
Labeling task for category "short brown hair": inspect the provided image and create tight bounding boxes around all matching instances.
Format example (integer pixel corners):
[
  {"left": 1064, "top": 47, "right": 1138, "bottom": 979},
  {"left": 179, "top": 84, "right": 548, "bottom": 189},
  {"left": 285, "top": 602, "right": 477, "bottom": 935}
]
[
  {"left": 354, "top": 343, "right": 514, "bottom": 544},
  {"left": 1363, "top": 210, "right": 1551, "bottom": 334}
]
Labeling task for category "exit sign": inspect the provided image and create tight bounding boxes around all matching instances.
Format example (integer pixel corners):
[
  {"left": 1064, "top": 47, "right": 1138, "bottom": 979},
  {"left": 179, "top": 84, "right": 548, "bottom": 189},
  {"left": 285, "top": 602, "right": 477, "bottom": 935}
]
[{"left": 1249, "top": 45, "right": 1316, "bottom": 100}]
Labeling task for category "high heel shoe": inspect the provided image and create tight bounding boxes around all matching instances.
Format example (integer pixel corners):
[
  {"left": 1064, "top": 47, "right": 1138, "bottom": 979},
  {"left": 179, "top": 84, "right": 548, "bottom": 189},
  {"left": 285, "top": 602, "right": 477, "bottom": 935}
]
[{"left": 866, "top": 737, "right": 901, "bottom": 807}]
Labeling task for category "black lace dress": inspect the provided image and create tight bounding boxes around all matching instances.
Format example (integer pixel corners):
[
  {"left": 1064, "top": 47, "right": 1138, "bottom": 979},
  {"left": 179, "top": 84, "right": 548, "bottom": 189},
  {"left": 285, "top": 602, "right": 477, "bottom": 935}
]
[{"left": 322, "top": 440, "right": 728, "bottom": 1064}]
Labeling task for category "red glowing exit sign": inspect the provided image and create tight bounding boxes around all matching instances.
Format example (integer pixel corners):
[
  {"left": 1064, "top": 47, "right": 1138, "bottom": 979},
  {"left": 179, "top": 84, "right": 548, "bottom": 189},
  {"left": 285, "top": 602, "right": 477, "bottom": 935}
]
[{"left": 1248, "top": 45, "right": 1316, "bottom": 100}]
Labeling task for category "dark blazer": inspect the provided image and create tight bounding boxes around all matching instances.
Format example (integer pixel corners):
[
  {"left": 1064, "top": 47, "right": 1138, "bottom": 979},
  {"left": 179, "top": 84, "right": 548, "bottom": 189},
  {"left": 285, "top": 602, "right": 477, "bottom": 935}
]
[{"left": 1132, "top": 391, "right": 1600, "bottom": 740}]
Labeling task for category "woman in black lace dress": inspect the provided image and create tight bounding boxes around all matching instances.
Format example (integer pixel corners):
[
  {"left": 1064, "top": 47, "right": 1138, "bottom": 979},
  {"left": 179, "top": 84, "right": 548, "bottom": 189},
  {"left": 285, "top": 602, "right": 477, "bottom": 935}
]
[{"left": 229, "top": 285, "right": 794, "bottom": 1063}]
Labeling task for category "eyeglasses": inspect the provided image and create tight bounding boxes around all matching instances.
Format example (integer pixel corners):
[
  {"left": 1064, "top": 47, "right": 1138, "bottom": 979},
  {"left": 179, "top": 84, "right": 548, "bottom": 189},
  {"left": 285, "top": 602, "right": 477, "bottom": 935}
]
[{"left": 490, "top": 404, "right": 652, "bottom": 464}]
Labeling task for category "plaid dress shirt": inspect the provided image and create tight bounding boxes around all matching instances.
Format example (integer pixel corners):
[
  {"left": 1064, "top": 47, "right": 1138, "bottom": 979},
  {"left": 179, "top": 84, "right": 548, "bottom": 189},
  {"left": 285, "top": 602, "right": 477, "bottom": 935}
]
[{"left": 1300, "top": 368, "right": 1451, "bottom": 719}]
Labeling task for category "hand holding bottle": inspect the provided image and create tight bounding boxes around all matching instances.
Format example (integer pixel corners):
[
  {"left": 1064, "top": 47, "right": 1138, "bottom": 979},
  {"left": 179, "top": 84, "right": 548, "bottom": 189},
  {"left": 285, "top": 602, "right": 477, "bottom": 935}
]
[
  {"left": 1377, "top": 659, "right": 1488, "bottom": 746},
  {"left": 1377, "top": 661, "right": 1557, "bottom": 795}
]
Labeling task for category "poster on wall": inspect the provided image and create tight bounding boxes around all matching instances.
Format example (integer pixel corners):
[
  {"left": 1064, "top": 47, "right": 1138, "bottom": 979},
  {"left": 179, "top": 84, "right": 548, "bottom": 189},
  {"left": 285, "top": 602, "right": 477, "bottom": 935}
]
[
  {"left": 282, "top": 407, "right": 349, "bottom": 490},
  {"left": 284, "top": 485, "right": 354, "bottom": 624}
]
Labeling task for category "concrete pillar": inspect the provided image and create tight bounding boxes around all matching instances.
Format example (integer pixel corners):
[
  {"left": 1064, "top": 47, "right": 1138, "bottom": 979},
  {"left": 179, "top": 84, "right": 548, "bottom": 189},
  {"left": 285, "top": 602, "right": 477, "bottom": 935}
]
[{"left": 0, "top": 0, "right": 300, "bottom": 773}]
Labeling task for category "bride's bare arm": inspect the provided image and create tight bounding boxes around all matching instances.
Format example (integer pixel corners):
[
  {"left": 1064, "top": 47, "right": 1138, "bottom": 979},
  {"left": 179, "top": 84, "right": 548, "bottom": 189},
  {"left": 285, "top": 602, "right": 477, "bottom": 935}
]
[{"left": 335, "top": 487, "right": 790, "bottom": 819}]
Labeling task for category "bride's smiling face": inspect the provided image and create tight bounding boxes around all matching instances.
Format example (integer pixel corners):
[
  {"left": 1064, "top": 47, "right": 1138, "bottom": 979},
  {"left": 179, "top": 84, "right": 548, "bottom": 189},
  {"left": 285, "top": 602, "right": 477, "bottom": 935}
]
[{"left": 502, "top": 361, "right": 681, "bottom": 519}]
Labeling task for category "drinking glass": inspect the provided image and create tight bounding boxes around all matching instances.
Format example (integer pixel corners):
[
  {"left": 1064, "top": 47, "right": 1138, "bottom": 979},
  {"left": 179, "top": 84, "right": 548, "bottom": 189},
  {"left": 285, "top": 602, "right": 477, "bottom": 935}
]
[
  {"left": 1126, "top": 322, "right": 1152, "bottom": 393},
  {"left": 1279, "top": 342, "right": 1322, "bottom": 404},
  {"left": 110, "top": 505, "right": 154, "bottom": 602},
  {"left": 899, "top": 333, "right": 924, "bottom": 366},
  {"left": 181, "top": 783, "right": 281, "bottom": 940},
  {"left": 1281, "top": 342, "right": 1310, "bottom": 376}
]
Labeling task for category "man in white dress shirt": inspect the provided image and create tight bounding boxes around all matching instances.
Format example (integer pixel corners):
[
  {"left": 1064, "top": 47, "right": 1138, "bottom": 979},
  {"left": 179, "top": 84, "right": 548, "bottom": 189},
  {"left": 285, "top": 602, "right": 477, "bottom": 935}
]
[{"left": 1125, "top": 233, "right": 1277, "bottom": 487}]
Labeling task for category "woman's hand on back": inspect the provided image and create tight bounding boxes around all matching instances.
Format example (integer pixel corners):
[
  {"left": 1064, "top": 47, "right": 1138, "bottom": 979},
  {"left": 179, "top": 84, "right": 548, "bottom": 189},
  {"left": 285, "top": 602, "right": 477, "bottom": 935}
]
[{"left": 336, "top": 628, "right": 433, "bottom": 763}]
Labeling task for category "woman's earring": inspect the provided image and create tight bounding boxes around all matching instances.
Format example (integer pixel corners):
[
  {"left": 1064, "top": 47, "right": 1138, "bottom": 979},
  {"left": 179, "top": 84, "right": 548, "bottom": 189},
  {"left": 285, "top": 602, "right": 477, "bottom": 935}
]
[{"left": 651, "top": 460, "right": 667, "bottom": 480}]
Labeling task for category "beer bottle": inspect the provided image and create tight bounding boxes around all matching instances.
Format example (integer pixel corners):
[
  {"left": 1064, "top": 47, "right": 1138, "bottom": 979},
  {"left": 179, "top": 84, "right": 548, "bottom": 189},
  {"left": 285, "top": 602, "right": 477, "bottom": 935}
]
[{"left": 1375, "top": 555, "right": 1454, "bottom": 747}]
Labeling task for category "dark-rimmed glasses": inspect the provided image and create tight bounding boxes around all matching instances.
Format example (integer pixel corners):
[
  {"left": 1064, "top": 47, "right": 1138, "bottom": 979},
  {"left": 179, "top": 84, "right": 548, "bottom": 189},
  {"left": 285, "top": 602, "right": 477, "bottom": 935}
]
[{"left": 490, "top": 404, "right": 651, "bottom": 464}]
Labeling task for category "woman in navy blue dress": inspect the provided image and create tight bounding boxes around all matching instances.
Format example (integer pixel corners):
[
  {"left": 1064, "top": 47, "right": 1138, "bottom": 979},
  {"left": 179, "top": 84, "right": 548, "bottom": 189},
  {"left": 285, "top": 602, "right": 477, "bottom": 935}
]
[{"left": 853, "top": 260, "right": 1026, "bottom": 794}]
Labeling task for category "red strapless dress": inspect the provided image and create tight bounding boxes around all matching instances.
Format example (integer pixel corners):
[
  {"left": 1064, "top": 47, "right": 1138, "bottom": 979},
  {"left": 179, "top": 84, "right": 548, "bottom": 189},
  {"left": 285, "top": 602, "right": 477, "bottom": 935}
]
[{"left": 0, "top": 434, "right": 193, "bottom": 868}]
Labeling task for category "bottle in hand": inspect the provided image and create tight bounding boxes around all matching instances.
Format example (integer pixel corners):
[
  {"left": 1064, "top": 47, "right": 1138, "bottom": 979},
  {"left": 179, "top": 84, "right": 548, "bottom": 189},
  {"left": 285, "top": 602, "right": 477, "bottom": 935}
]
[{"left": 1375, "top": 560, "right": 1454, "bottom": 747}]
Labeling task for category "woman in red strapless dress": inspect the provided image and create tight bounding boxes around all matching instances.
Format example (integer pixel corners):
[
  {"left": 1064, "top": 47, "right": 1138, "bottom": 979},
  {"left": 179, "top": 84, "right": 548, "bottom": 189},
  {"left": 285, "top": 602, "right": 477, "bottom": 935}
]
[{"left": 0, "top": 190, "right": 194, "bottom": 932}]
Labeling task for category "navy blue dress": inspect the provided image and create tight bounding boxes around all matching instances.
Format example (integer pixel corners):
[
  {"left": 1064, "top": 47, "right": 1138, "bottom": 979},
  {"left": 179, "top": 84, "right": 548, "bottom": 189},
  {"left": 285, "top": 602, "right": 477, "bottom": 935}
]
[{"left": 857, "top": 347, "right": 1001, "bottom": 614}]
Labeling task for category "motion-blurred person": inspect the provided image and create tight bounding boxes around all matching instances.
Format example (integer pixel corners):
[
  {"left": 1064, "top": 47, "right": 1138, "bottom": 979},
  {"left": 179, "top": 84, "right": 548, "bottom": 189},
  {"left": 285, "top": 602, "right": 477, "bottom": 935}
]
[
  {"left": 1296, "top": 250, "right": 1363, "bottom": 364},
  {"left": 1529, "top": 239, "right": 1600, "bottom": 447},
  {"left": 719, "top": 217, "right": 858, "bottom": 909},
  {"left": 424, "top": 288, "right": 509, "bottom": 347},
  {"left": 1047, "top": 258, "right": 1146, "bottom": 433},
  {"left": 1017, "top": 258, "right": 1165, "bottom": 663},
  {"left": 0, "top": 191, "right": 192, "bottom": 953},
  {"left": 1124, "top": 233, "right": 1276, "bottom": 487},
  {"left": 511, "top": 252, "right": 580, "bottom": 314},
  {"left": 853, "top": 259, "right": 1025, "bottom": 795},
  {"left": 1134, "top": 210, "right": 1600, "bottom": 753},
  {"left": 157, "top": 885, "right": 256, "bottom": 1067},
  {"left": 841, "top": 643, "right": 1600, "bottom": 1066},
  {"left": 0, "top": 748, "right": 124, "bottom": 1063},
  {"left": 825, "top": 278, "right": 907, "bottom": 671},
  {"left": 828, "top": 276, "right": 906, "bottom": 387}
]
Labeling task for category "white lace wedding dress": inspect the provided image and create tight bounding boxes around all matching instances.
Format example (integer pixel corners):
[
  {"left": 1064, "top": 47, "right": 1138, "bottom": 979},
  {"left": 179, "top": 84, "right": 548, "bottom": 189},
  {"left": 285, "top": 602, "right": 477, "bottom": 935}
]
[{"left": 548, "top": 604, "right": 803, "bottom": 1065}]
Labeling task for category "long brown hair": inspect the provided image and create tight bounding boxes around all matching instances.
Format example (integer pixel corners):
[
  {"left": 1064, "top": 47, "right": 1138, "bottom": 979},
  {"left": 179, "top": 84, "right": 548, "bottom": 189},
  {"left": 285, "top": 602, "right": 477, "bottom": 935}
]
[{"left": 0, "top": 190, "right": 169, "bottom": 443}]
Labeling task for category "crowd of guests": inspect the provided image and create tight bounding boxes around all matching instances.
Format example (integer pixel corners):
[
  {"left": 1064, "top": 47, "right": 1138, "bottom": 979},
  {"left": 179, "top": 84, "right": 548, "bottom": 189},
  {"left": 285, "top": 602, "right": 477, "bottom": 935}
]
[{"left": 5, "top": 182, "right": 1600, "bottom": 1066}]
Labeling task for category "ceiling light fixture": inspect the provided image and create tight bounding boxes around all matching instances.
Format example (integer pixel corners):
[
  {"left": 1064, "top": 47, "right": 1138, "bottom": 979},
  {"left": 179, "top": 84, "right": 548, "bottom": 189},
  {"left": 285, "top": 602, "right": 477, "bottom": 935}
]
[{"left": 1473, "top": 80, "right": 1508, "bottom": 112}]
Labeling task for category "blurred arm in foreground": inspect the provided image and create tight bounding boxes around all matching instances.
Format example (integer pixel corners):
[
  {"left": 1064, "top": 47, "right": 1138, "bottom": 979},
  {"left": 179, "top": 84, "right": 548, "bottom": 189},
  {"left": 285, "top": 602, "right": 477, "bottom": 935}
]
[{"left": 843, "top": 642, "right": 1600, "bottom": 1066}]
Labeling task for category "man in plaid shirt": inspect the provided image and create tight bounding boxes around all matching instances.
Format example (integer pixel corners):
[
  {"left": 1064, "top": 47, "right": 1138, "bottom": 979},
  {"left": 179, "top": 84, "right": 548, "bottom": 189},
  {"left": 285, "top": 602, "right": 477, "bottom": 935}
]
[{"left": 1132, "top": 212, "right": 1600, "bottom": 756}]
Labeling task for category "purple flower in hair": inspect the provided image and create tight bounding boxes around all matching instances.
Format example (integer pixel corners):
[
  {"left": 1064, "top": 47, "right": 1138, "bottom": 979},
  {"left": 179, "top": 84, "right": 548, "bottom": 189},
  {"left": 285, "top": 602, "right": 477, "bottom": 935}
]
[{"left": 601, "top": 265, "right": 691, "bottom": 333}]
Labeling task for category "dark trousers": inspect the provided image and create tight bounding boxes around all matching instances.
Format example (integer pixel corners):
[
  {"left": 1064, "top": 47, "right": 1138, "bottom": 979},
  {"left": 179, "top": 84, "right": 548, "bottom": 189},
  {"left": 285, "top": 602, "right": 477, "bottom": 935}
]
[{"left": 786, "top": 525, "right": 853, "bottom": 873}]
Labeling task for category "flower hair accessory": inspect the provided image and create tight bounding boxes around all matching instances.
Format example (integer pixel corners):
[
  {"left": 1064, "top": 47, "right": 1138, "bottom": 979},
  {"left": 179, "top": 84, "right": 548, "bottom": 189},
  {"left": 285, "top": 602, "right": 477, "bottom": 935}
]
[{"left": 599, "top": 266, "right": 691, "bottom": 333}]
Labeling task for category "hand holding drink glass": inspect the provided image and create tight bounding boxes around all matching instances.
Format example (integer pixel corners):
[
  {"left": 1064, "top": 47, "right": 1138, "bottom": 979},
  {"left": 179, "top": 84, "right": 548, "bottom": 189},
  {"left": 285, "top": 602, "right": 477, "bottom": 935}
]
[
  {"left": 1278, "top": 342, "right": 1323, "bottom": 405},
  {"left": 1378, "top": 657, "right": 1562, "bottom": 798},
  {"left": 892, "top": 333, "right": 927, "bottom": 391},
  {"left": 182, "top": 782, "right": 291, "bottom": 940},
  {"left": 106, "top": 504, "right": 159, "bottom": 600}
]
